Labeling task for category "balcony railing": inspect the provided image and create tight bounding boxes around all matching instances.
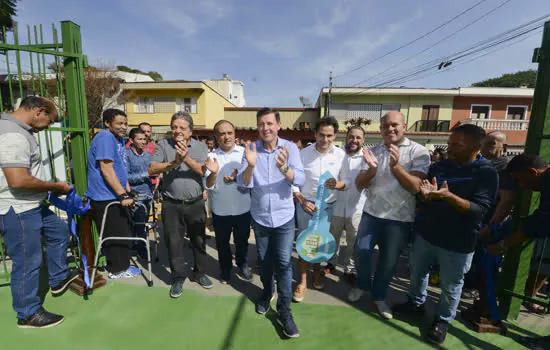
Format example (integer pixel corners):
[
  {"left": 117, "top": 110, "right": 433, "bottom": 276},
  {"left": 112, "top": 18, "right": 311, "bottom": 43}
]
[
  {"left": 462, "top": 118, "right": 529, "bottom": 131},
  {"left": 408, "top": 120, "right": 450, "bottom": 132}
]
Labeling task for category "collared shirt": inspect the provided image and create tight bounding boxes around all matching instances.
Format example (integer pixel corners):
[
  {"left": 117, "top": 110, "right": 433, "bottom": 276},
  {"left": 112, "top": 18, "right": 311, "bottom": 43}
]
[
  {"left": 293, "top": 143, "right": 345, "bottom": 203},
  {"left": 86, "top": 130, "right": 129, "bottom": 201},
  {"left": 204, "top": 145, "right": 250, "bottom": 216},
  {"left": 333, "top": 150, "right": 368, "bottom": 218},
  {"left": 238, "top": 137, "right": 305, "bottom": 228},
  {"left": 152, "top": 137, "right": 207, "bottom": 201},
  {"left": 126, "top": 147, "right": 152, "bottom": 199},
  {"left": 362, "top": 138, "right": 430, "bottom": 222},
  {"left": 0, "top": 113, "right": 48, "bottom": 214}
]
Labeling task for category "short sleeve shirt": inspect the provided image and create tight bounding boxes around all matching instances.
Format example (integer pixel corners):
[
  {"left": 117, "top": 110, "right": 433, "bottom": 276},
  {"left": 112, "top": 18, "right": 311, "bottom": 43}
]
[
  {"left": 0, "top": 113, "right": 49, "bottom": 214},
  {"left": 362, "top": 138, "right": 430, "bottom": 222},
  {"left": 85, "top": 130, "right": 129, "bottom": 201},
  {"left": 152, "top": 138, "right": 208, "bottom": 200}
]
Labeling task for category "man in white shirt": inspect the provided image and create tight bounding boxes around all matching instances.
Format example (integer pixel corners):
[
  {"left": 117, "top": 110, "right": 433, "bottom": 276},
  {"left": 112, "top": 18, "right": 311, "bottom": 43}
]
[
  {"left": 322, "top": 126, "right": 367, "bottom": 284},
  {"left": 293, "top": 117, "right": 345, "bottom": 302},
  {"left": 204, "top": 120, "right": 252, "bottom": 283},
  {"left": 349, "top": 111, "right": 430, "bottom": 320}
]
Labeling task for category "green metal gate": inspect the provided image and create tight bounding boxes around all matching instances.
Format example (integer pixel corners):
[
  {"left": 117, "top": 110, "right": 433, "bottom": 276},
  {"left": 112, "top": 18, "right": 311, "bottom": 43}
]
[
  {"left": 0, "top": 21, "right": 90, "bottom": 280},
  {"left": 500, "top": 20, "right": 550, "bottom": 319}
]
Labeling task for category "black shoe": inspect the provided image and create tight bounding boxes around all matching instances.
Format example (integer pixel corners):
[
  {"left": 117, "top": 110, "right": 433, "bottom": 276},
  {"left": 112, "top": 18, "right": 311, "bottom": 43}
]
[
  {"left": 51, "top": 270, "right": 80, "bottom": 297},
  {"left": 170, "top": 278, "right": 184, "bottom": 298},
  {"left": 278, "top": 312, "right": 300, "bottom": 338},
  {"left": 17, "top": 308, "right": 64, "bottom": 329},
  {"left": 192, "top": 273, "right": 213, "bottom": 289},
  {"left": 220, "top": 271, "right": 230, "bottom": 285},
  {"left": 428, "top": 318, "right": 449, "bottom": 344},
  {"left": 237, "top": 265, "right": 253, "bottom": 281},
  {"left": 393, "top": 297, "right": 426, "bottom": 317},
  {"left": 255, "top": 295, "right": 274, "bottom": 315}
]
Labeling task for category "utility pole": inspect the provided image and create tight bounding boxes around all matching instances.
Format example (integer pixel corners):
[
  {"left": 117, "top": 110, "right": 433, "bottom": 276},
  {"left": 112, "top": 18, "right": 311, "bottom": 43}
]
[
  {"left": 500, "top": 20, "right": 550, "bottom": 319},
  {"left": 326, "top": 71, "right": 333, "bottom": 117}
]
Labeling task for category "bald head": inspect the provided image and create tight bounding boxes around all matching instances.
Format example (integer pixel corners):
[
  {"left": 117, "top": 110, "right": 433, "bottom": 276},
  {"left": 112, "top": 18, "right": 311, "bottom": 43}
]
[
  {"left": 380, "top": 111, "right": 406, "bottom": 145},
  {"left": 481, "top": 131, "right": 507, "bottom": 160},
  {"left": 380, "top": 111, "right": 405, "bottom": 124}
]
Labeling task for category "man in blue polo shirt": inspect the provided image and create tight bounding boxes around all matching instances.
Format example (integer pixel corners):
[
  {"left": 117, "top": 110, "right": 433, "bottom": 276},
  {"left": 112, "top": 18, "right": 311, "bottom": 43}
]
[{"left": 86, "top": 109, "right": 140, "bottom": 280}]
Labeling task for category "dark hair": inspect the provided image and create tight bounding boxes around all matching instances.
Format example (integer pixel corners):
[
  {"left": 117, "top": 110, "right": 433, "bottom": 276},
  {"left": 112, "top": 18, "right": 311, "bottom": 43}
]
[
  {"left": 506, "top": 154, "right": 549, "bottom": 174},
  {"left": 213, "top": 119, "right": 235, "bottom": 134},
  {"left": 103, "top": 108, "right": 127, "bottom": 125},
  {"left": 256, "top": 107, "right": 280, "bottom": 122},
  {"left": 129, "top": 127, "right": 145, "bottom": 139},
  {"left": 171, "top": 111, "right": 194, "bottom": 130},
  {"left": 451, "top": 124, "right": 486, "bottom": 146},
  {"left": 138, "top": 122, "right": 152, "bottom": 129},
  {"left": 346, "top": 125, "right": 365, "bottom": 137},
  {"left": 315, "top": 116, "right": 339, "bottom": 133},
  {"left": 20, "top": 96, "right": 54, "bottom": 114}
]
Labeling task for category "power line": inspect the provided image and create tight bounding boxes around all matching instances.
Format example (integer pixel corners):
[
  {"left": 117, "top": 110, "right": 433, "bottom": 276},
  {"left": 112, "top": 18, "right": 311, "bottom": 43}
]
[
  {"left": 329, "top": 17, "right": 546, "bottom": 100},
  {"left": 333, "top": 0, "right": 491, "bottom": 79},
  {"left": 350, "top": 0, "right": 515, "bottom": 87}
]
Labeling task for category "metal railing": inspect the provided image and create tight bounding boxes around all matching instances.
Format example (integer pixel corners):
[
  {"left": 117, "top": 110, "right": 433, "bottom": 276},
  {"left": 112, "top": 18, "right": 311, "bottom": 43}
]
[
  {"left": 407, "top": 120, "right": 450, "bottom": 132},
  {"left": 463, "top": 118, "right": 529, "bottom": 131}
]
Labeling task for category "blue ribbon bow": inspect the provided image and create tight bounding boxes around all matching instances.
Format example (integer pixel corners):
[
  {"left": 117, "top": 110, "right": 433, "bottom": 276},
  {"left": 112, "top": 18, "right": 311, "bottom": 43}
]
[{"left": 48, "top": 188, "right": 91, "bottom": 288}]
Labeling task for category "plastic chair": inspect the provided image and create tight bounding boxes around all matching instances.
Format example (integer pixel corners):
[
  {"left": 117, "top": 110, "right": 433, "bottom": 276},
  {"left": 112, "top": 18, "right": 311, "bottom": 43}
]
[{"left": 90, "top": 201, "right": 153, "bottom": 289}]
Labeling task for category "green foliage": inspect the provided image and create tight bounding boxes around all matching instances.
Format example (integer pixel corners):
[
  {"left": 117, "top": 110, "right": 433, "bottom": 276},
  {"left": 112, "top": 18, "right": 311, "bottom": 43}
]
[
  {"left": 0, "top": 0, "right": 17, "bottom": 30},
  {"left": 116, "top": 65, "right": 163, "bottom": 81},
  {"left": 471, "top": 69, "right": 537, "bottom": 88}
]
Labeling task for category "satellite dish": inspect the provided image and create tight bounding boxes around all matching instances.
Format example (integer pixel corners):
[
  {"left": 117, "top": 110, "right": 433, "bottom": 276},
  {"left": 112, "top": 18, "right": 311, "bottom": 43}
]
[{"left": 299, "top": 96, "right": 312, "bottom": 108}]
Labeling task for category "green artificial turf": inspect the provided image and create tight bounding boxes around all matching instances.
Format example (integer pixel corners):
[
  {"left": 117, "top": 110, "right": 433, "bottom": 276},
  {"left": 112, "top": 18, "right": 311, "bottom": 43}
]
[{"left": 0, "top": 282, "right": 545, "bottom": 350}]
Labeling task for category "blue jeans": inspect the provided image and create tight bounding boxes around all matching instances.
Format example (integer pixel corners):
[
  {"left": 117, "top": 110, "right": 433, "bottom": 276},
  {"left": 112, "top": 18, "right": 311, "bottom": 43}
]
[
  {"left": 0, "top": 206, "right": 70, "bottom": 319},
  {"left": 409, "top": 235, "right": 473, "bottom": 322},
  {"left": 212, "top": 211, "right": 251, "bottom": 274},
  {"left": 356, "top": 212, "right": 411, "bottom": 301},
  {"left": 252, "top": 218, "right": 295, "bottom": 315}
]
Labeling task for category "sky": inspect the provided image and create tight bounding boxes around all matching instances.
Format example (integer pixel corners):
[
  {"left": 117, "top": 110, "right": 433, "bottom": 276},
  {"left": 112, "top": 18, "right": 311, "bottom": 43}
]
[{"left": 10, "top": 0, "right": 550, "bottom": 107}]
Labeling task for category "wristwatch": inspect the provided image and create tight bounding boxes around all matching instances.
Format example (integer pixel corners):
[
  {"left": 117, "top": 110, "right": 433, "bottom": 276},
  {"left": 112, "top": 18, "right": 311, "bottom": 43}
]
[
  {"left": 280, "top": 164, "right": 290, "bottom": 174},
  {"left": 118, "top": 193, "right": 132, "bottom": 201}
]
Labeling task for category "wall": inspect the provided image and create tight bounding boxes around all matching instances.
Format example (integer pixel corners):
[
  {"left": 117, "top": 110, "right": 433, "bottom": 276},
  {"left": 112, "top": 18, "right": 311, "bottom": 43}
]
[
  {"left": 451, "top": 96, "right": 533, "bottom": 145},
  {"left": 125, "top": 88, "right": 205, "bottom": 126},
  {"left": 326, "top": 94, "right": 453, "bottom": 131}
]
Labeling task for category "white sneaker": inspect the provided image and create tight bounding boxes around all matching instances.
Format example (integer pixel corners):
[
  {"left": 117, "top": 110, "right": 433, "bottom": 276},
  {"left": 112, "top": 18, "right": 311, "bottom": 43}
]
[
  {"left": 347, "top": 288, "right": 364, "bottom": 302},
  {"left": 374, "top": 300, "right": 393, "bottom": 320}
]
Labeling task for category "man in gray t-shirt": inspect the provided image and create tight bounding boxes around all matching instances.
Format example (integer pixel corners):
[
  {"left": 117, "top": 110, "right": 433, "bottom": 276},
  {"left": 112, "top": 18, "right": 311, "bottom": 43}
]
[{"left": 149, "top": 111, "right": 211, "bottom": 297}]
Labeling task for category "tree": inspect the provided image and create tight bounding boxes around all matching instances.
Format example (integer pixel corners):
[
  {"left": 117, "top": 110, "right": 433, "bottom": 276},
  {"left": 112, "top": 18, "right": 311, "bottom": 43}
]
[
  {"left": 0, "top": 0, "right": 17, "bottom": 34},
  {"left": 344, "top": 117, "right": 372, "bottom": 129},
  {"left": 471, "top": 69, "right": 537, "bottom": 88},
  {"left": 116, "top": 65, "right": 163, "bottom": 81}
]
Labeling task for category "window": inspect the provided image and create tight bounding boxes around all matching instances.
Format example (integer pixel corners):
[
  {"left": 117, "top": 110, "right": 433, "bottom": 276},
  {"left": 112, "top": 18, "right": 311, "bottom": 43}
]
[
  {"left": 154, "top": 97, "right": 176, "bottom": 113},
  {"left": 176, "top": 98, "right": 198, "bottom": 114},
  {"left": 134, "top": 97, "right": 154, "bottom": 113},
  {"left": 470, "top": 105, "right": 491, "bottom": 119},
  {"left": 506, "top": 105, "right": 528, "bottom": 120}
]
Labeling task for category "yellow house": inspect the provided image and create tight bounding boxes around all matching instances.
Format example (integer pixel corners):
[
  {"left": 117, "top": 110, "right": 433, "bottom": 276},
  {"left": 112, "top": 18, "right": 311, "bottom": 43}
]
[{"left": 121, "top": 80, "right": 235, "bottom": 135}]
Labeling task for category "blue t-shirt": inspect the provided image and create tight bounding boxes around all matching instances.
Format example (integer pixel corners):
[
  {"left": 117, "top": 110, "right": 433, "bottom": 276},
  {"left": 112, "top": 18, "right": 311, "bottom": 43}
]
[{"left": 86, "top": 130, "right": 129, "bottom": 201}]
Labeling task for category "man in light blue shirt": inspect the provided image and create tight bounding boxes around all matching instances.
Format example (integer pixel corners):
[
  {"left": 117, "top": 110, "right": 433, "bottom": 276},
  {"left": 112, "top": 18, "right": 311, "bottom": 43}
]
[
  {"left": 204, "top": 120, "right": 252, "bottom": 283},
  {"left": 238, "top": 108, "right": 304, "bottom": 338}
]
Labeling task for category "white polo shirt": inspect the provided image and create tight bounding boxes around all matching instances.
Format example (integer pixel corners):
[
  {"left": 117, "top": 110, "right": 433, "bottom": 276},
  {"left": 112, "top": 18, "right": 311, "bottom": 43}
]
[
  {"left": 362, "top": 138, "right": 430, "bottom": 222},
  {"left": 333, "top": 150, "right": 367, "bottom": 218},
  {"left": 204, "top": 145, "right": 251, "bottom": 216},
  {"left": 293, "top": 143, "right": 345, "bottom": 203}
]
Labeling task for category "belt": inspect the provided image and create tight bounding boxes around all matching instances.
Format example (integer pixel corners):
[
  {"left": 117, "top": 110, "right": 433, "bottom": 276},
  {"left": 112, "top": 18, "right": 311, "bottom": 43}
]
[{"left": 165, "top": 195, "right": 203, "bottom": 205}]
